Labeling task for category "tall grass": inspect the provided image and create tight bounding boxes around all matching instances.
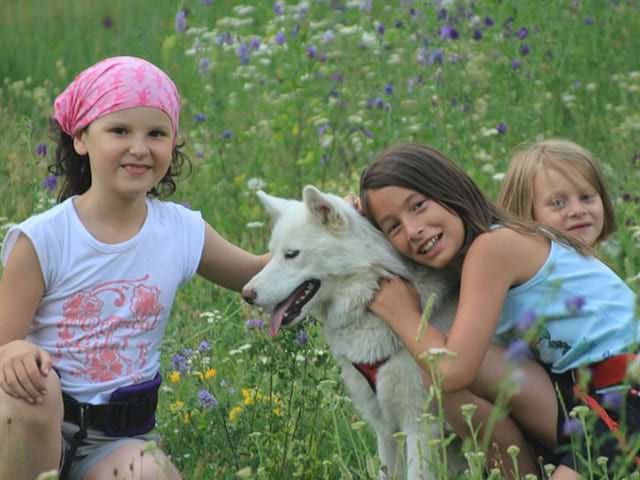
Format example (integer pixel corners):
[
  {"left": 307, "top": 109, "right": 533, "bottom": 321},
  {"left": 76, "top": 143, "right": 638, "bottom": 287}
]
[{"left": 2, "top": 1, "right": 640, "bottom": 478}]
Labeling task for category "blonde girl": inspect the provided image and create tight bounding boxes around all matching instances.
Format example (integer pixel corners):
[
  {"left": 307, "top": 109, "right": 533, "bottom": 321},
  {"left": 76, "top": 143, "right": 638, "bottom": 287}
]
[{"left": 497, "top": 138, "right": 616, "bottom": 247}]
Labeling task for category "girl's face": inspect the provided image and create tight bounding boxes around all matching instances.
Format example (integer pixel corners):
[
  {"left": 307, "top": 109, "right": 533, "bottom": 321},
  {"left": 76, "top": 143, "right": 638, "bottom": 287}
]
[
  {"left": 367, "top": 185, "right": 465, "bottom": 269},
  {"left": 532, "top": 168, "right": 604, "bottom": 246},
  {"left": 73, "top": 106, "right": 173, "bottom": 201}
]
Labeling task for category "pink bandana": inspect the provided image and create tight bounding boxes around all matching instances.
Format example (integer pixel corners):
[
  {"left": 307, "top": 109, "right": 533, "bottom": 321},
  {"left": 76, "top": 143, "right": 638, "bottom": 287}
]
[{"left": 54, "top": 56, "right": 181, "bottom": 143}]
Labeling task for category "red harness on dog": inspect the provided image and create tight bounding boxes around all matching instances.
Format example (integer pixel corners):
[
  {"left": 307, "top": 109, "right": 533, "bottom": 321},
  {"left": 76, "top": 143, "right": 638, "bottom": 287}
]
[{"left": 353, "top": 358, "right": 389, "bottom": 393}]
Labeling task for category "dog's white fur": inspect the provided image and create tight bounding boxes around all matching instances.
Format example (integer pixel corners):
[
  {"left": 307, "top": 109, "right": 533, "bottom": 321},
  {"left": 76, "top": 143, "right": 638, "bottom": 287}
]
[{"left": 243, "top": 186, "right": 461, "bottom": 479}]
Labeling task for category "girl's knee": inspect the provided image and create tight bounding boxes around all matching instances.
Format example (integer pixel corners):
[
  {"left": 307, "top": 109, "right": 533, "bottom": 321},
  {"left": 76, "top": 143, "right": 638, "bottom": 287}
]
[
  {"left": 0, "top": 371, "right": 63, "bottom": 429},
  {"left": 85, "top": 441, "right": 181, "bottom": 480}
]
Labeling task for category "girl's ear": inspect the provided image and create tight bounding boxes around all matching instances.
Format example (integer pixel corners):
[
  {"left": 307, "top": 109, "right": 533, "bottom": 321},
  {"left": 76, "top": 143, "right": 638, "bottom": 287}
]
[{"left": 72, "top": 131, "right": 88, "bottom": 156}]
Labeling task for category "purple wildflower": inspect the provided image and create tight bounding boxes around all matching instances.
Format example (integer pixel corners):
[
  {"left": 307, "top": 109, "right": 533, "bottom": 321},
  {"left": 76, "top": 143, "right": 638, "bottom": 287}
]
[
  {"left": 102, "top": 16, "right": 113, "bottom": 29},
  {"left": 439, "top": 25, "right": 459, "bottom": 40},
  {"left": 565, "top": 296, "right": 586, "bottom": 314},
  {"left": 317, "top": 123, "right": 329, "bottom": 136},
  {"left": 484, "top": 16, "right": 495, "bottom": 27},
  {"left": 602, "top": 391, "right": 623, "bottom": 410},
  {"left": 195, "top": 150, "right": 205, "bottom": 159},
  {"left": 517, "top": 27, "right": 529, "bottom": 39},
  {"left": 171, "top": 353, "right": 189, "bottom": 373},
  {"left": 584, "top": 18, "right": 594, "bottom": 26},
  {"left": 175, "top": 10, "right": 187, "bottom": 33},
  {"left": 472, "top": 29, "right": 483, "bottom": 41},
  {"left": 366, "top": 96, "right": 385, "bottom": 109},
  {"left": 306, "top": 44, "right": 317, "bottom": 59},
  {"left": 198, "top": 58, "right": 211, "bottom": 74},
  {"left": 291, "top": 23, "right": 300, "bottom": 39},
  {"left": 516, "top": 309, "right": 535, "bottom": 332},
  {"left": 428, "top": 48, "right": 444, "bottom": 65},
  {"left": 520, "top": 44, "right": 530, "bottom": 56},
  {"left": 296, "top": 329, "right": 309, "bottom": 346},
  {"left": 198, "top": 340, "right": 211, "bottom": 353},
  {"left": 273, "top": 1, "right": 284, "bottom": 16},
  {"left": 245, "top": 319, "right": 264, "bottom": 330},
  {"left": 511, "top": 59, "right": 521, "bottom": 70},
  {"left": 437, "top": 8, "right": 447, "bottom": 21},
  {"left": 322, "top": 30, "right": 335, "bottom": 44},
  {"left": 221, "top": 129, "right": 233, "bottom": 139},
  {"left": 35, "top": 143, "right": 48, "bottom": 157},
  {"left": 384, "top": 82, "right": 393, "bottom": 96},
  {"left": 194, "top": 113, "right": 207, "bottom": 122},
  {"left": 249, "top": 36, "right": 261, "bottom": 50},
  {"left": 359, "top": 0, "right": 372, "bottom": 12},
  {"left": 274, "top": 31, "right": 286, "bottom": 45},
  {"left": 562, "top": 418, "right": 583, "bottom": 436},
  {"left": 505, "top": 340, "right": 530, "bottom": 363},
  {"left": 42, "top": 174, "right": 58, "bottom": 192},
  {"left": 375, "top": 22, "right": 385, "bottom": 35},
  {"left": 237, "top": 43, "right": 250, "bottom": 65},
  {"left": 496, "top": 122, "right": 508, "bottom": 135},
  {"left": 361, "top": 128, "right": 374, "bottom": 139},
  {"left": 197, "top": 389, "right": 218, "bottom": 409},
  {"left": 216, "top": 32, "right": 233, "bottom": 45}
]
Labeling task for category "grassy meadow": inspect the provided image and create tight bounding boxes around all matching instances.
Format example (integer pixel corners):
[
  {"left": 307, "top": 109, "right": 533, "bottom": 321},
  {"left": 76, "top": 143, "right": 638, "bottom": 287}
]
[{"left": 2, "top": 0, "right": 640, "bottom": 478}]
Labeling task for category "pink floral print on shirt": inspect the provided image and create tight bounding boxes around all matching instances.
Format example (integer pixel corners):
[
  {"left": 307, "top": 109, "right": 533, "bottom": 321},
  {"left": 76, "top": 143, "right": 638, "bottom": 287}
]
[{"left": 58, "top": 275, "right": 164, "bottom": 383}]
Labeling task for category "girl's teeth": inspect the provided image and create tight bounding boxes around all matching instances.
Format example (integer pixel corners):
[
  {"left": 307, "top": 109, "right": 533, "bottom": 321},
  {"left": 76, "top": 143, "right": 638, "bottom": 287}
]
[{"left": 420, "top": 234, "right": 440, "bottom": 254}]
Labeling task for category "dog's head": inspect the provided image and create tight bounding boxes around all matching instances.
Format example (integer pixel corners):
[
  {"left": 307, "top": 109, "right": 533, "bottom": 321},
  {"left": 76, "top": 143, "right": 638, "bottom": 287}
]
[{"left": 242, "top": 185, "right": 380, "bottom": 336}]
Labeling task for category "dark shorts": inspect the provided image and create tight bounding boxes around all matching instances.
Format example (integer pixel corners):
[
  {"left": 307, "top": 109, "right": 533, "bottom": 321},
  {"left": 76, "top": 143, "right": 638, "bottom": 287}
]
[{"left": 545, "top": 368, "right": 640, "bottom": 475}]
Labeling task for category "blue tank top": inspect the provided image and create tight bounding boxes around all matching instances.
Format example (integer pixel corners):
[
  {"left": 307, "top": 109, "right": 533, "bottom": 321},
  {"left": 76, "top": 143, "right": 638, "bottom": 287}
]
[{"left": 496, "top": 240, "right": 639, "bottom": 373}]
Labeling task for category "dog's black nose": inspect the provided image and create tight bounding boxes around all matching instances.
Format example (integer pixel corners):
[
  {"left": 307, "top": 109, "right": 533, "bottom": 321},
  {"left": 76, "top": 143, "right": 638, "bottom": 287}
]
[{"left": 242, "top": 287, "right": 257, "bottom": 304}]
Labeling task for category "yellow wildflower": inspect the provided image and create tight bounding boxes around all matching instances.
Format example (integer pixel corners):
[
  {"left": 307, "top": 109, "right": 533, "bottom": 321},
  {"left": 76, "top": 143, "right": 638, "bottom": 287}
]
[
  {"left": 182, "top": 412, "right": 191, "bottom": 424},
  {"left": 241, "top": 388, "right": 255, "bottom": 405},
  {"left": 229, "top": 405, "right": 244, "bottom": 422},
  {"left": 170, "top": 400, "right": 185, "bottom": 413},
  {"left": 272, "top": 407, "right": 282, "bottom": 416},
  {"left": 205, "top": 368, "right": 217, "bottom": 379},
  {"left": 169, "top": 371, "right": 181, "bottom": 384}
]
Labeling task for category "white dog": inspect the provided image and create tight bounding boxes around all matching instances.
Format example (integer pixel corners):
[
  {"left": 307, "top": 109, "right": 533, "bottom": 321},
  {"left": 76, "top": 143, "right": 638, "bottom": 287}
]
[{"left": 242, "top": 186, "right": 461, "bottom": 479}]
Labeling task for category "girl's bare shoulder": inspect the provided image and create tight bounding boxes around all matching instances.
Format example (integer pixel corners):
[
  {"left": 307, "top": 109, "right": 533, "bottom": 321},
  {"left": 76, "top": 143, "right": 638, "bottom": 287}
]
[{"left": 467, "top": 228, "right": 549, "bottom": 282}]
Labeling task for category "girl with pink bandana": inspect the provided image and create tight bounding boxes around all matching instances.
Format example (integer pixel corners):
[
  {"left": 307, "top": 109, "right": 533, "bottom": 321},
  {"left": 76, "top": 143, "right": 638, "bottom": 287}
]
[{"left": 0, "top": 57, "right": 268, "bottom": 479}]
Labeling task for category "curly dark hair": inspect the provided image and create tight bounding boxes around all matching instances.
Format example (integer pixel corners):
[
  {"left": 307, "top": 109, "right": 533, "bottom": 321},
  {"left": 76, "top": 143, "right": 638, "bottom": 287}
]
[{"left": 47, "top": 119, "right": 191, "bottom": 202}]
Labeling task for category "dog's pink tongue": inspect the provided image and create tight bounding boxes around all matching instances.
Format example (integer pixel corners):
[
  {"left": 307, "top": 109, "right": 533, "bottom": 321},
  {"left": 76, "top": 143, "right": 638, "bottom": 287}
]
[
  {"left": 270, "top": 293, "right": 298, "bottom": 337},
  {"left": 270, "top": 304, "right": 286, "bottom": 337}
]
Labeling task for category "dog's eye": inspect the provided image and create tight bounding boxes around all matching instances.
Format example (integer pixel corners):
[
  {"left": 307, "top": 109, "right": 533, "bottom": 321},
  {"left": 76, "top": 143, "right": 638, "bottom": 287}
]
[{"left": 284, "top": 250, "right": 299, "bottom": 259}]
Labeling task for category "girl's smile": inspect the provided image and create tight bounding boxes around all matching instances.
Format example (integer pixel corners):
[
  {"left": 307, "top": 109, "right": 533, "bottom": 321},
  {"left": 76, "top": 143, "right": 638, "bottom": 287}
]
[{"left": 366, "top": 185, "right": 464, "bottom": 268}]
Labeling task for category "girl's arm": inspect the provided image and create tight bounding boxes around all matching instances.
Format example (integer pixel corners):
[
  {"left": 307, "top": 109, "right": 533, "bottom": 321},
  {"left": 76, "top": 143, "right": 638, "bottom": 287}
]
[
  {"left": 370, "top": 228, "right": 547, "bottom": 392},
  {"left": 197, "top": 223, "right": 269, "bottom": 292},
  {"left": 0, "top": 234, "right": 44, "bottom": 346},
  {"left": 0, "top": 233, "right": 52, "bottom": 402}
]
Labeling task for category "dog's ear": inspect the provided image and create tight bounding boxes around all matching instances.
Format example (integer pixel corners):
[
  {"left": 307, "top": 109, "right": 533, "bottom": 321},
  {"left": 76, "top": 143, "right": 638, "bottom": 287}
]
[
  {"left": 303, "top": 185, "right": 349, "bottom": 232},
  {"left": 256, "top": 190, "right": 290, "bottom": 221}
]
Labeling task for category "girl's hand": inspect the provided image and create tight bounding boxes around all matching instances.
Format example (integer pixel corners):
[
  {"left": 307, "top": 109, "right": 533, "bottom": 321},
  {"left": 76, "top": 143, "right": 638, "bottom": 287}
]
[
  {"left": 0, "top": 340, "right": 52, "bottom": 404},
  {"left": 369, "top": 276, "right": 422, "bottom": 327}
]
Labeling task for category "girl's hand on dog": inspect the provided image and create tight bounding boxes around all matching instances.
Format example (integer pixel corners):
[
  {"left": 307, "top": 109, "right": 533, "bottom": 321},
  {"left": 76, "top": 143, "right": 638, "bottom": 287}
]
[
  {"left": 369, "top": 276, "right": 421, "bottom": 327},
  {"left": 0, "top": 340, "right": 52, "bottom": 404}
]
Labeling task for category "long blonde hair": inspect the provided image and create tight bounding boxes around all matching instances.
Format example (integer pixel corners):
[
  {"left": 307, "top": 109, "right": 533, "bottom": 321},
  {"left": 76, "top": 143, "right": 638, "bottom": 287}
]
[{"left": 497, "top": 138, "right": 616, "bottom": 243}]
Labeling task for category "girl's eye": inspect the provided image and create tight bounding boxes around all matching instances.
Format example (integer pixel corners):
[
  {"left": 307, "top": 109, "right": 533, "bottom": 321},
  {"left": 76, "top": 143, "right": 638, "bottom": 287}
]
[
  {"left": 150, "top": 129, "right": 168, "bottom": 137},
  {"left": 111, "top": 127, "right": 127, "bottom": 135},
  {"left": 581, "top": 193, "right": 597, "bottom": 202},
  {"left": 550, "top": 198, "right": 566, "bottom": 209},
  {"left": 387, "top": 223, "right": 400, "bottom": 236},
  {"left": 410, "top": 200, "right": 427, "bottom": 213}
]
